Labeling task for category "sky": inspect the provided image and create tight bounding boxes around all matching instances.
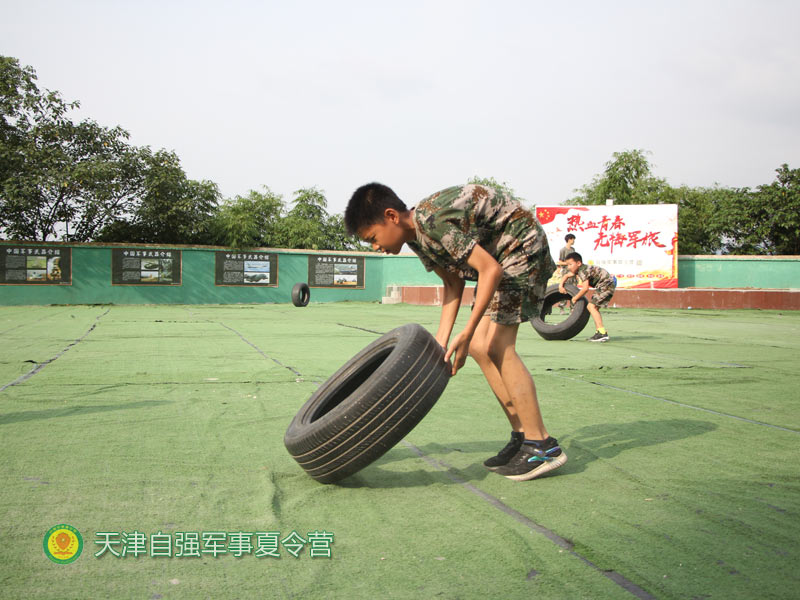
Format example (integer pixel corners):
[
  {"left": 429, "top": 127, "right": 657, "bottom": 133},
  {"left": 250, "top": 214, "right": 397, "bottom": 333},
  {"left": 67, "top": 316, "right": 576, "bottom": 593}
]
[{"left": 3, "top": 0, "right": 799, "bottom": 216}]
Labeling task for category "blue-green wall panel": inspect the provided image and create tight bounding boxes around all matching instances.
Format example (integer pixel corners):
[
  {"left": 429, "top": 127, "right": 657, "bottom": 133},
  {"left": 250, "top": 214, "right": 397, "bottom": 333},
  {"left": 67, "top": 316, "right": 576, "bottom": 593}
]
[
  {"left": 2, "top": 242, "right": 798, "bottom": 306},
  {"left": 0, "top": 243, "right": 384, "bottom": 305}
]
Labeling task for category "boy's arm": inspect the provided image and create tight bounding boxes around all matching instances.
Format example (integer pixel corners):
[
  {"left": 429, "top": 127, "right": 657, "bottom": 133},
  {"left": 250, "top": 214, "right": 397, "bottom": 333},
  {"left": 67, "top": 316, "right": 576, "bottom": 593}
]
[
  {"left": 431, "top": 265, "right": 465, "bottom": 350},
  {"left": 558, "top": 272, "right": 574, "bottom": 293},
  {"left": 445, "top": 244, "right": 503, "bottom": 375},
  {"left": 571, "top": 278, "right": 590, "bottom": 302}
]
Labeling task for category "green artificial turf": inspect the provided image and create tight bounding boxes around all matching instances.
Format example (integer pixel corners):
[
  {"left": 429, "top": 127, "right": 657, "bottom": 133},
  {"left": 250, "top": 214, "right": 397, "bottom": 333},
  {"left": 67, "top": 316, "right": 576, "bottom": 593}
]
[{"left": 1, "top": 303, "right": 798, "bottom": 599}]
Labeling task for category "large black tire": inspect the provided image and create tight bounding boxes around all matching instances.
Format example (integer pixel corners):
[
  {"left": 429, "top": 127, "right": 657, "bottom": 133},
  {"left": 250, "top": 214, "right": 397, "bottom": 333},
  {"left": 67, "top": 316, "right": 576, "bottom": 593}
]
[
  {"left": 291, "top": 282, "right": 310, "bottom": 307},
  {"left": 530, "top": 283, "right": 591, "bottom": 341},
  {"left": 284, "top": 323, "right": 450, "bottom": 483}
]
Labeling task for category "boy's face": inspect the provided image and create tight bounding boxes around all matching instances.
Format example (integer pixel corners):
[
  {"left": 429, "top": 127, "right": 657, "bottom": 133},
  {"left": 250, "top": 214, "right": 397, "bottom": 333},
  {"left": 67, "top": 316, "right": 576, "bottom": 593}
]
[
  {"left": 566, "top": 257, "right": 581, "bottom": 275},
  {"left": 358, "top": 209, "right": 406, "bottom": 255}
]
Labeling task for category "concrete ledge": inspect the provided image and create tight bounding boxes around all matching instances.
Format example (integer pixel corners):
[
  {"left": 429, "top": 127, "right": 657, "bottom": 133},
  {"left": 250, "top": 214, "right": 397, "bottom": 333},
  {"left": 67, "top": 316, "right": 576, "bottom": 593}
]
[
  {"left": 393, "top": 286, "right": 800, "bottom": 310},
  {"left": 610, "top": 288, "right": 800, "bottom": 310}
]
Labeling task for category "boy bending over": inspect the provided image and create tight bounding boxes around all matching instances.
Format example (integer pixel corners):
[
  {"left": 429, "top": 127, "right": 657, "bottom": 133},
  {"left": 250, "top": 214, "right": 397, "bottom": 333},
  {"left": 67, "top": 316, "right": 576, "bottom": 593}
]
[
  {"left": 559, "top": 252, "right": 617, "bottom": 342},
  {"left": 345, "top": 183, "right": 567, "bottom": 481}
]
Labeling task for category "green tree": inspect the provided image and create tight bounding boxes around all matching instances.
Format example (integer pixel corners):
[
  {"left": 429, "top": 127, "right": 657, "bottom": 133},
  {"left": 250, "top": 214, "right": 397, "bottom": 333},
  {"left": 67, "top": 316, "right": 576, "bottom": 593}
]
[
  {"left": 279, "top": 187, "right": 329, "bottom": 249},
  {"left": 664, "top": 186, "right": 717, "bottom": 255},
  {"left": 277, "top": 187, "right": 361, "bottom": 250},
  {"left": 134, "top": 149, "right": 219, "bottom": 244},
  {"left": 97, "top": 149, "right": 219, "bottom": 244},
  {"left": 716, "top": 164, "right": 800, "bottom": 255},
  {"left": 567, "top": 149, "right": 670, "bottom": 205},
  {"left": 212, "top": 186, "right": 285, "bottom": 249},
  {"left": 663, "top": 185, "right": 760, "bottom": 255},
  {"left": 467, "top": 175, "right": 518, "bottom": 198},
  {"left": 565, "top": 149, "right": 756, "bottom": 255},
  {"left": 1, "top": 56, "right": 145, "bottom": 241},
  {"left": 324, "top": 212, "right": 366, "bottom": 252}
]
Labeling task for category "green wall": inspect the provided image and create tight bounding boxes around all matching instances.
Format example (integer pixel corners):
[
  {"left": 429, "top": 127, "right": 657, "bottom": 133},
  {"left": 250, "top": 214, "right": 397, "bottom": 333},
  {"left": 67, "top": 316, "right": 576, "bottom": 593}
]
[
  {"left": 1, "top": 241, "right": 798, "bottom": 306},
  {"left": 677, "top": 255, "right": 799, "bottom": 289},
  {"left": 381, "top": 255, "right": 442, "bottom": 286},
  {"left": 383, "top": 254, "right": 800, "bottom": 290},
  {"left": 0, "top": 243, "right": 384, "bottom": 306}
]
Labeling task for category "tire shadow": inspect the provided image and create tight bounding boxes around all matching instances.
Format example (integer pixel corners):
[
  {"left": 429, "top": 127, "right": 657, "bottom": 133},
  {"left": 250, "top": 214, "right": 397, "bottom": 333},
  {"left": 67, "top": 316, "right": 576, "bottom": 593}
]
[{"left": 336, "top": 442, "right": 494, "bottom": 488}]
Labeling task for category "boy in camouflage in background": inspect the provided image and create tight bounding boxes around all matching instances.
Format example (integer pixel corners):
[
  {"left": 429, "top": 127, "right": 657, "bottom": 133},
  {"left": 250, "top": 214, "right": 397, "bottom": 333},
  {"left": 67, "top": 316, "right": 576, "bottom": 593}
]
[
  {"left": 559, "top": 251, "right": 617, "bottom": 342},
  {"left": 344, "top": 183, "right": 567, "bottom": 481}
]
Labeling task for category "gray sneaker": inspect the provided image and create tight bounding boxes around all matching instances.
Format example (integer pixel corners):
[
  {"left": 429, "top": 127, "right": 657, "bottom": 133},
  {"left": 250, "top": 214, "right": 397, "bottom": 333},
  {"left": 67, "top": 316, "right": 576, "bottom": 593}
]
[
  {"left": 483, "top": 431, "right": 524, "bottom": 470},
  {"left": 493, "top": 437, "right": 567, "bottom": 481},
  {"left": 588, "top": 331, "right": 609, "bottom": 342}
]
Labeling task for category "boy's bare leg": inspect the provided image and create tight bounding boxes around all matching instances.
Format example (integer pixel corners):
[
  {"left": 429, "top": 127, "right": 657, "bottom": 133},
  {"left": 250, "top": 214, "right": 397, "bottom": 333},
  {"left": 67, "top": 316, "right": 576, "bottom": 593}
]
[
  {"left": 587, "top": 302, "right": 604, "bottom": 330},
  {"left": 469, "top": 316, "right": 522, "bottom": 431},
  {"left": 487, "top": 320, "right": 549, "bottom": 440},
  {"left": 469, "top": 316, "right": 549, "bottom": 440}
]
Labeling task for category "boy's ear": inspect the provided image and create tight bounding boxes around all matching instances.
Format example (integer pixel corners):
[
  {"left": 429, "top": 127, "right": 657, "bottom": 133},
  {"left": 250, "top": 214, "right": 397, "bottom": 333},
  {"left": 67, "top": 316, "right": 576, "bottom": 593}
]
[{"left": 384, "top": 207, "right": 400, "bottom": 223}]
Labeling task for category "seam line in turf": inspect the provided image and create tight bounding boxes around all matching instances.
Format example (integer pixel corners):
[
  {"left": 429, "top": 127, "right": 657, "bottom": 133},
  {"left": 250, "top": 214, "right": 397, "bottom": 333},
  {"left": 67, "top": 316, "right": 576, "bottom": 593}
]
[
  {"left": 218, "top": 323, "right": 306, "bottom": 377},
  {"left": 336, "top": 323, "right": 385, "bottom": 335},
  {"left": 0, "top": 308, "right": 110, "bottom": 392},
  {"left": 544, "top": 371, "right": 800, "bottom": 434},
  {"left": 402, "top": 440, "right": 657, "bottom": 600}
]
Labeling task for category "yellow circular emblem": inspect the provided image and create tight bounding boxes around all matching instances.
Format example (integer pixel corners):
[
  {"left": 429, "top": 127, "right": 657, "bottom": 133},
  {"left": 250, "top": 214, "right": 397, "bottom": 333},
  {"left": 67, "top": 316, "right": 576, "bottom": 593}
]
[{"left": 43, "top": 524, "right": 83, "bottom": 564}]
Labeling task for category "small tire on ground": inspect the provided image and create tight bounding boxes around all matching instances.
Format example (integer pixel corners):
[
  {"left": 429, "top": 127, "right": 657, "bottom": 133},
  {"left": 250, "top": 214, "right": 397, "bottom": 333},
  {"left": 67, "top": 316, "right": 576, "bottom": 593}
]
[
  {"left": 284, "top": 323, "right": 451, "bottom": 483},
  {"left": 291, "top": 282, "right": 310, "bottom": 307},
  {"left": 530, "top": 283, "right": 591, "bottom": 341}
]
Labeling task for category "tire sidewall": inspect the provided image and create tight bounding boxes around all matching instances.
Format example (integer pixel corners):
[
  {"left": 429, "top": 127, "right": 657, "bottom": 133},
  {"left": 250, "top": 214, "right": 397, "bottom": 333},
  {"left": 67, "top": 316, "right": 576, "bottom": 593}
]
[
  {"left": 291, "top": 282, "right": 310, "bottom": 307},
  {"left": 284, "top": 330, "right": 402, "bottom": 445},
  {"left": 283, "top": 323, "right": 442, "bottom": 451},
  {"left": 530, "top": 283, "right": 591, "bottom": 340}
]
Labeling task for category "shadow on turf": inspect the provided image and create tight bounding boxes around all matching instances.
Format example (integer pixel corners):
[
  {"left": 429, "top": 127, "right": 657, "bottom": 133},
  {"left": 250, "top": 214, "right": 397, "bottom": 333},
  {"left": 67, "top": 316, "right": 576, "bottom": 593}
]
[
  {"left": 0, "top": 400, "right": 171, "bottom": 425},
  {"left": 334, "top": 442, "right": 493, "bottom": 488},
  {"left": 339, "top": 418, "right": 717, "bottom": 487},
  {"left": 563, "top": 418, "right": 718, "bottom": 472}
]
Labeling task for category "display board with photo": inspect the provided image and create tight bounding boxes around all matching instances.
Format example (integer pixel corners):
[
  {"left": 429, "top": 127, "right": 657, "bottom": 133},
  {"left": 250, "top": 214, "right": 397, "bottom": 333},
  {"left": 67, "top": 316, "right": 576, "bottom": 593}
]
[
  {"left": 214, "top": 251, "right": 278, "bottom": 286},
  {"left": 308, "top": 255, "right": 364, "bottom": 288},
  {"left": 111, "top": 249, "right": 181, "bottom": 285},
  {"left": 0, "top": 246, "right": 72, "bottom": 285}
]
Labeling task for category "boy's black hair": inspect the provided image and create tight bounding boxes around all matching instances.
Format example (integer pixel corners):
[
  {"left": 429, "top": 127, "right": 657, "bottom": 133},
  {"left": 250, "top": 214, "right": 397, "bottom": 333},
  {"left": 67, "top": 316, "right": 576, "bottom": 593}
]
[
  {"left": 565, "top": 233, "right": 576, "bottom": 242},
  {"left": 565, "top": 251, "right": 582, "bottom": 263},
  {"left": 344, "top": 183, "right": 408, "bottom": 236}
]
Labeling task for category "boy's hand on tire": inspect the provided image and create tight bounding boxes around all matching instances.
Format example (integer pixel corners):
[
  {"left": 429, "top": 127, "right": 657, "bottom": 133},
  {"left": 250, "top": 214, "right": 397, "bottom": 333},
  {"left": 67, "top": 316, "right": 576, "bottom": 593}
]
[{"left": 445, "top": 331, "right": 471, "bottom": 376}]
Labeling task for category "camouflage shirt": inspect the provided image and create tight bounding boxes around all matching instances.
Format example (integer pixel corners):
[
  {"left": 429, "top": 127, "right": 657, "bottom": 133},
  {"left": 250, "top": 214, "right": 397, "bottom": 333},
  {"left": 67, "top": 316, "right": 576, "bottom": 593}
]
[
  {"left": 575, "top": 264, "right": 615, "bottom": 288},
  {"left": 407, "top": 185, "right": 555, "bottom": 289}
]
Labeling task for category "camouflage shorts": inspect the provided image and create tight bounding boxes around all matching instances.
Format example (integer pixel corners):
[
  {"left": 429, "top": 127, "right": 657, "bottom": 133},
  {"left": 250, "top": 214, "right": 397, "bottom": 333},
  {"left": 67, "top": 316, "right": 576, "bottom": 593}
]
[
  {"left": 472, "top": 282, "right": 546, "bottom": 326},
  {"left": 590, "top": 278, "right": 617, "bottom": 308}
]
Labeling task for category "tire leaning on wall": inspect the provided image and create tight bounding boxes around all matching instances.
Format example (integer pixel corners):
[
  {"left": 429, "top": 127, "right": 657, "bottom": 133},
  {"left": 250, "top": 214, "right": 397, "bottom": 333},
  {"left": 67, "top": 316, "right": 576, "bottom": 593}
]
[
  {"left": 530, "top": 283, "right": 591, "bottom": 341},
  {"left": 291, "top": 282, "right": 310, "bottom": 307},
  {"left": 284, "top": 323, "right": 451, "bottom": 483}
]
